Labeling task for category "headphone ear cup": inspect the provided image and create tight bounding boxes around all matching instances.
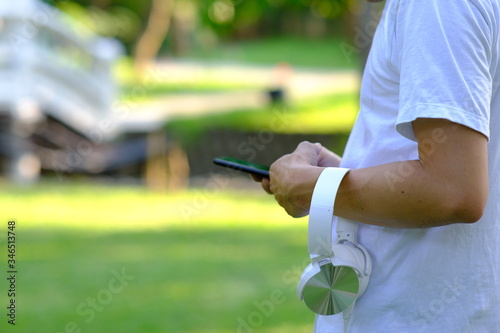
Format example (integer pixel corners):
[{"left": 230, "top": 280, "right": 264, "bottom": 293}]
[
  {"left": 297, "top": 259, "right": 360, "bottom": 316},
  {"left": 297, "top": 262, "right": 320, "bottom": 301}
]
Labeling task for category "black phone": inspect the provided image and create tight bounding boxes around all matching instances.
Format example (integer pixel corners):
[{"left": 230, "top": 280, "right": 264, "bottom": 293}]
[{"left": 213, "top": 157, "right": 270, "bottom": 177}]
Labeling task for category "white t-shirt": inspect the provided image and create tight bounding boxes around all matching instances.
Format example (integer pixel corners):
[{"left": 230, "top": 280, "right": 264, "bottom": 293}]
[{"left": 315, "top": 0, "right": 500, "bottom": 332}]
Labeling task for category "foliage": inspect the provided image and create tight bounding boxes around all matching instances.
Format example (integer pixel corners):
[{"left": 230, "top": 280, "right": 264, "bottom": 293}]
[
  {"left": 44, "top": 0, "right": 359, "bottom": 55},
  {"left": 199, "top": 0, "right": 352, "bottom": 37}
]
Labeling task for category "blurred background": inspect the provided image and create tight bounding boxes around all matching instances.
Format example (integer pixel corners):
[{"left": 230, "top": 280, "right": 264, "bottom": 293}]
[{"left": 0, "top": 0, "right": 384, "bottom": 332}]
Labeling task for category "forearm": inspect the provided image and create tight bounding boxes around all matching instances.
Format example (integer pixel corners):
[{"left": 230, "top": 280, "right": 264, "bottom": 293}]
[
  {"left": 334, "top": 160, "right": 484, "bottom": 228},
  {"left": 263, "top": 121, "right": 488, "bottom": 227}
]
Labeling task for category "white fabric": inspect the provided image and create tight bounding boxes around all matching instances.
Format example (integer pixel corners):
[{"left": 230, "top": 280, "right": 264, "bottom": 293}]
[{"left": 315, "top": 0, "right": 500, "bottom": 332}]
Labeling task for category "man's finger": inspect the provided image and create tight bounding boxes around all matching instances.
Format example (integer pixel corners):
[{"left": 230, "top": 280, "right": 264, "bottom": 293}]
[
  {"left": 292, "top": 141, "right": 322, "bottom": 165},
  {"left": 250, "top": 174, "right": 263, "bottom": 182},
  {"left": 261, "top": 177, "right": 273, "bottom": 194}
]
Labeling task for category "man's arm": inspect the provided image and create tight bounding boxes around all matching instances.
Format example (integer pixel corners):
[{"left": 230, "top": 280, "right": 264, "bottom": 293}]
[{"left": 263, "top": 118, "right": 489, "bottom": 228}]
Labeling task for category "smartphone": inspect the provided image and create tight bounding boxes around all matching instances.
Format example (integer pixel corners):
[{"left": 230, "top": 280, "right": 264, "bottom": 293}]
[{"left": 213, "top": 156, "right": 270, "bottom": 178}]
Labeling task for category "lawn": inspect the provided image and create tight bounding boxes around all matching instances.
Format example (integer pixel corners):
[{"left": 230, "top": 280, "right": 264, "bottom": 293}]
[
  {"left": 1, "top": 181, "right": 315, "bottom": 333},
  {"left": 183, "top": 36, "right": 361, "bottom": 70}
]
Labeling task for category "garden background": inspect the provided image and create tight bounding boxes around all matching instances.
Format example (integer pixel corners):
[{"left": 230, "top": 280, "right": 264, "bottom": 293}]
[{"left": 1, "top": 0, "right": 384, "bottom": 332}]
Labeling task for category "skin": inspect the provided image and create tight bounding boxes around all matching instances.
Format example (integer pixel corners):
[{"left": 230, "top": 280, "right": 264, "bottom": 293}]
[{"left": 257, "top": 118, "right": 489, "bottom": 229}]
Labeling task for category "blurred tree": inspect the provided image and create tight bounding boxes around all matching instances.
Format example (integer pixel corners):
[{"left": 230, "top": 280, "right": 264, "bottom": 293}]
[
  {"left": 44, "top": 0, "right": 367, "bottom": 63},
  {"left": 133, "top": 0, "right": 174, "bottom": 79}
]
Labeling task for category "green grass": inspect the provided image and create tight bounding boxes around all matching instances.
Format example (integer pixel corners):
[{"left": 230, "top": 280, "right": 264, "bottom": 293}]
[
  {"left": 120, "top": 81, "right": 264, "bottom": 103},
  {"left": 1, "top": 181, "right": 315, "bottom": 333},
  {"left": 184, "top": 36, "right": 361, "bottom": 69}
]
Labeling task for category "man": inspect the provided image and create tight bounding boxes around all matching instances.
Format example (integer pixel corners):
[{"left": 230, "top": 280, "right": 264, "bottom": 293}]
[{"left": 257, "top": 0, "right": 500, "bottom": 331}]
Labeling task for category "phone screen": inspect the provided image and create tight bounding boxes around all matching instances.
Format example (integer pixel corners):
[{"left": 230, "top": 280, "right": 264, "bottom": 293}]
[{"left": 213, "top": 157, "right": 270, "bottom": 177}]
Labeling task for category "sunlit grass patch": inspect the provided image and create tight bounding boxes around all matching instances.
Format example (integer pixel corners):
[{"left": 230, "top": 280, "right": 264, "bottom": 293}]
[{"left": 2, "top": 180, "right": 303, "bottom": 232}]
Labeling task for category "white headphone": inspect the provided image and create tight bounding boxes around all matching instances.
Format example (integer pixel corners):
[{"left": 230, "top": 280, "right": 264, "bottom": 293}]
[{"left": 297, "top": 167, "right": 372, "bottom": 317}]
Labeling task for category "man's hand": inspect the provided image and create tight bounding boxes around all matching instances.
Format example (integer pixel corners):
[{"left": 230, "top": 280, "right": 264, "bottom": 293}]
[{"left": 258, "top": 141, "right": 341, "bottom": 217}]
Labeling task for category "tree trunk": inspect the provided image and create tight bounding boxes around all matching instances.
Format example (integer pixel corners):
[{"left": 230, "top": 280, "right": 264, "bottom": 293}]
[
  {"left": 90, "top": 0, "right": 111, "bottom": 9},
  {"left": 134, "top": 0, "right": 174, "bottom": 80}
]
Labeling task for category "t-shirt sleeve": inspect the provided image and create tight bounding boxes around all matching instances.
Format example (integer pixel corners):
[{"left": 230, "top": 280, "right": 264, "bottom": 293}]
[{"left": 395, "top": 0, "right": 493, "bottom": 141}]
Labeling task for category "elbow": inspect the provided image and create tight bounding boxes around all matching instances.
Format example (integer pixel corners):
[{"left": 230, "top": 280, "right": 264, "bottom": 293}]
[
  {"left": 452, "top": 205, "right": 486, "bottom": 224},
  {"left": 454, "top": 199, "right": 487, "bottom": 224},
  {"left": 443, "top": 187, "right": 488, "bottom": 224}
]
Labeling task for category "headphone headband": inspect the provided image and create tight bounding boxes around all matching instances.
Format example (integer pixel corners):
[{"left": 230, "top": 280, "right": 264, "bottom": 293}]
[{"left": 308, "top": 167, "right": 351, "bottom": 256}]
